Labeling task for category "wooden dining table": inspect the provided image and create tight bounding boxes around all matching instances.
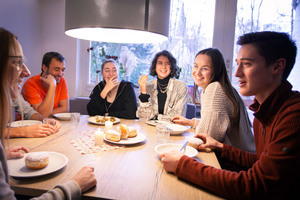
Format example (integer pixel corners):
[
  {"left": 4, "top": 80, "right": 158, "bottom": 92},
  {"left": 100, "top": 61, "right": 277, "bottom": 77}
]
[{"left": 9, "top": 115, "right": 223, "bottom": 200}]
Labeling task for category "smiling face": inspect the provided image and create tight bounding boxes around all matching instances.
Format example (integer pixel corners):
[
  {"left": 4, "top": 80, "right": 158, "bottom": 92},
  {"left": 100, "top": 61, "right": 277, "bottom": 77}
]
[
  {"left": 235, "top": 44, "right": 276, "bottom": 103},
  {"left": 42, "top": 58, "right": 65, "bottom": 83},
  {"left": 192, "top": 54, "right": 213, "bottom": 90},
  {"left": 156, "top": 55, "right": 171, "bottom": 79},
  {"left": 101, "top": 62, "right": 118, "bottom": 82}
]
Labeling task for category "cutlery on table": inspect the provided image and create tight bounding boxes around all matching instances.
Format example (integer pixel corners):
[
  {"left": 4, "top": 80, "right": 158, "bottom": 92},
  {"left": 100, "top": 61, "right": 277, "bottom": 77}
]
[{"left": 179, "top": 141, "right": 188, "bottom": 152}]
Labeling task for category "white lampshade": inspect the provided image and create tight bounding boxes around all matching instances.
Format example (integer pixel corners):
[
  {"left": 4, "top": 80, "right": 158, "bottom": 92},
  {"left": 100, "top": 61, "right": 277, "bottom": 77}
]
[{"left": 65, "top": 0, "right": 170, "bottom": 43}]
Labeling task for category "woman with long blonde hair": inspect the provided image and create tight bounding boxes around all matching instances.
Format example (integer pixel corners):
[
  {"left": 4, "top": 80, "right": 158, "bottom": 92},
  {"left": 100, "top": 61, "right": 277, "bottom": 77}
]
[{"left": 0, "top": 27, "right": 96, "bottom": 199}]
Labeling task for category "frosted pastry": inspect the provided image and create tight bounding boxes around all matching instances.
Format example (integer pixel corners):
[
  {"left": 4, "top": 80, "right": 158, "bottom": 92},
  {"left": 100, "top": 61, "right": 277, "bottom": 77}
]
[
  {"left": 25, "top": 152, "right": 49, "bottom": 169},
  {"left": 105, "top": 129, "right": 121, "bottom": 142},
  {"left": 128, "top": 126, "right": 137, "bottom": 138}
]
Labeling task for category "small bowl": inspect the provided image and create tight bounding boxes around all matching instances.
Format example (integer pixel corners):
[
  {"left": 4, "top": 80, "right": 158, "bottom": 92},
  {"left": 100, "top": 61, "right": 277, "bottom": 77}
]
[{"left": 154, "top": 143, "right": 198, "bottom": 157}]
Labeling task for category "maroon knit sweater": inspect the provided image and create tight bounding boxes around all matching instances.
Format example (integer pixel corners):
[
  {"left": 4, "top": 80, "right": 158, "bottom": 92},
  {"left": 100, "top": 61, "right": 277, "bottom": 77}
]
[{"left": 175, "top": 81, "right": 300, "bottom": 199}]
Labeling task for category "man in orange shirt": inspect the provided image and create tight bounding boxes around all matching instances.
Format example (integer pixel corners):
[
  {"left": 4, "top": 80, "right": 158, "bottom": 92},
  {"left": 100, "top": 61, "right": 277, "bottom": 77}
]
[{"left": 21, "top": 52, "right": 69, "bottom": 117}]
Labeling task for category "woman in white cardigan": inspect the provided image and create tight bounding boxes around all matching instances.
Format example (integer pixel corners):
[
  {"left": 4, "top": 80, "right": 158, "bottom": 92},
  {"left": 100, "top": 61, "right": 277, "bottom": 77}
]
[
  {"left": 172, "top": 48, "right": 255, "bottom": 153},
  {"left": 137, "top": 50, "right": 188, "bottom": 121}
]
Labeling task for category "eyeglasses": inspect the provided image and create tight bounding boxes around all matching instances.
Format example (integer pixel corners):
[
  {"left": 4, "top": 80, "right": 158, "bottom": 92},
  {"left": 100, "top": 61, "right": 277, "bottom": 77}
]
[{"left": 8, "top": 56, "right": 24, "bottom": 72}]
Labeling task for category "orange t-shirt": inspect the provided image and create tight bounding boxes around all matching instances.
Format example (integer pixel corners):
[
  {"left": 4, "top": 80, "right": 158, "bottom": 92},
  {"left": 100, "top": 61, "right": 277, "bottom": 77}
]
[{"left": 21, "top": 74, "right": 69, "bottom": 109}]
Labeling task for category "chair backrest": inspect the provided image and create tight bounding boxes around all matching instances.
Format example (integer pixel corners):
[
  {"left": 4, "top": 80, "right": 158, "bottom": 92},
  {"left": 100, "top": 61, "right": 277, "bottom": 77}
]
[
  {"left": 185, "top": 103, "right": 196, "bottom": 119},
  {"left": 69, "top": 97, "right": 90, "bottom": 115}
]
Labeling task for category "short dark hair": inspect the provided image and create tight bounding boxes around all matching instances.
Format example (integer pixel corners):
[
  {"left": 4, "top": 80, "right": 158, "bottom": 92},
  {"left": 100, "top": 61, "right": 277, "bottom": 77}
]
[
  {"left": 149, "top": 50, "right": 179, "bottom": 78},
  {"left": 237, "top": 31, "right": 297, "bottom": 81},
  {"left": 41, "top": 52, "right": 65, "bottom": 73}
]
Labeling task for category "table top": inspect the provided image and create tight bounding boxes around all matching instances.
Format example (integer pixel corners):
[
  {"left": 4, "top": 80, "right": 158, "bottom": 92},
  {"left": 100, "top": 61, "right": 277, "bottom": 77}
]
[{"left": 9, "top": 115, "right": 223, "bottom": 200}]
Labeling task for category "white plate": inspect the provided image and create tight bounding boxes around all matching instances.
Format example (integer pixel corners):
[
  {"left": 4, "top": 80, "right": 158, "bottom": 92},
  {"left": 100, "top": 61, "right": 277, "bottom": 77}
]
[
  {"left": 166, "top": 124, "right": 190, "bottom": 135},
  {"left": 53, "top": 113, "right": 71, "bottom": 121},
  {"left": 154, "top": 143, "right": 198, "bottom": 157},
  {"left": 146, "top": 120, "right": 170, "bottom": 126},
  {"left": 7, "top": 151, "right": 68, "bottom": 178},
  {"left": 10, "top": 120, "right": 42, "bottom": 128},
  {"left": 88, "top": 116, "right": 120, "bottom": 125},
  {"left": 104, "top": 133, "right": 146, "bottom": 145}
]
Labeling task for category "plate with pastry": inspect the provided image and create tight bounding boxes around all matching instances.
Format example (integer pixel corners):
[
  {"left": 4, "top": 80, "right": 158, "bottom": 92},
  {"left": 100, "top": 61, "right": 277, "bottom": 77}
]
[
  {"left": 53, "top": 113, "right": 71, "bottom": 121},
  {"left": 154, "top": 143, "right": 198, "bottom": 157},
  {"left": 104, "top": 125, "right": 146, "bottom": 145},
  {"left": 10, "top": 120, "right": 42, "bottom": 127},
  {"left": 7, "top": 151, "right": 68, "bottom": 178},
  {"left": 88, "top": 116, "right": 120, "bottom": 125}
]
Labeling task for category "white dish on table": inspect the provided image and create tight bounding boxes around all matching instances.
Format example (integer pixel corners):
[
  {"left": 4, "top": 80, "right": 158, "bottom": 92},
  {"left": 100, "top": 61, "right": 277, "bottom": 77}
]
[
  {"left": 166, "top": 124, "right": 190, "bottom": 135},
  {"left": 104, "top": 133, "right": 146, "bottom": 145},
  {"left": 154, "top": 143, "right": 198, "bottom": 157},
  {"left": 10, "top": 120, "right": 42, "bottom": 127},
  {"left": 147, "top": 120, "right": 189, "bottom": 135},
  {"left": 7, "top": 151, "right": 68, "bottom": 178},
  {"left": 146, "top": 120, "right": 170, "bottom": 126},
  {"left": 88, "top": 116, "right": 120, "bottom": 125},
  {"left": 53, "top": 113, "right": 71, "bottom": 121}
]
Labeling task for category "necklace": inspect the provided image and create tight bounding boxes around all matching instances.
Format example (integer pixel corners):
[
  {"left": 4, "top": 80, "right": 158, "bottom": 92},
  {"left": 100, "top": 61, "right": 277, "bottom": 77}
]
[
  {"left": 157, "top": 82, "right": 168, "bottom": 94},
  {"left": 157, "top": 82, "right": 168, "bottom": 87}
]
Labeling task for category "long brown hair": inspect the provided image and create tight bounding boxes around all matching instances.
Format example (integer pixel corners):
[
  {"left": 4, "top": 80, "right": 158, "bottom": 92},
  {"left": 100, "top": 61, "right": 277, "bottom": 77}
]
[
  {"left": 0, "top": 28, "right": 16, "bottom": 144},
  {"left": 193, "top": 48, "right": 250, "bottom": 131}
]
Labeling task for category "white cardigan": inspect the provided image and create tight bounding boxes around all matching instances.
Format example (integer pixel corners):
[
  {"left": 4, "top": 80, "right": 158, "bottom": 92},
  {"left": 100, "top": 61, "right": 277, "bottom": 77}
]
[{"left": 137, "top": 78, "right": 188, "bottom": 121}]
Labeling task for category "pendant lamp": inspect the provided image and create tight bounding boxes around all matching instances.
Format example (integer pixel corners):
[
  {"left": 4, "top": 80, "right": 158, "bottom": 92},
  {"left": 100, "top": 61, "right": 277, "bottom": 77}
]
[{"left": 65, "top": 0, "right": 170, "bottom": 43}]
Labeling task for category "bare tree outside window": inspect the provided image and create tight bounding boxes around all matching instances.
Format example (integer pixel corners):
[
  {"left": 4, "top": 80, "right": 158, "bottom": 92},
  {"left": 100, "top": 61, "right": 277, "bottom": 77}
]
[{"left": 232, "top": 0, "right": 295, "bottom": 94}]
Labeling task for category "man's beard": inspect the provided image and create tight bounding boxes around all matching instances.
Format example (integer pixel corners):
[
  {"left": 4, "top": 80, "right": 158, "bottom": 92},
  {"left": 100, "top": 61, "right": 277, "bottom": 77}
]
[{"left": 46, "top": 71, "right": 61, "bottom": 84}]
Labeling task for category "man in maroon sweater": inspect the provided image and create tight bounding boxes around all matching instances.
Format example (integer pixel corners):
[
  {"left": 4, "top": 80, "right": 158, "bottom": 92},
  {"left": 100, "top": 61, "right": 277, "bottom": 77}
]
[{"left": 159, "top": 31, "right": 300, "bottom": 200}]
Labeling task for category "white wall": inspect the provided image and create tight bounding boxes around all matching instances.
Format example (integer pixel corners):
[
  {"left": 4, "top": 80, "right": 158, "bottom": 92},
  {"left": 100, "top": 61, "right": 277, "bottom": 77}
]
[
  {"left": 0, "top": 0, "right": 79, "bottom": 98},
  {"left": 0, "top": 0, "right": 42, "bottom": 79},
  {"left": 39, "top": 0, "right": 78, "bottom": 97}
]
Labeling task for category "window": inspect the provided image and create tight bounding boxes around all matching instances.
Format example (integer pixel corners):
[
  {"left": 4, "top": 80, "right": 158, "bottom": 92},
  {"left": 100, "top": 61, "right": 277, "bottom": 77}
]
[
  {"left": 88, "top": 0, "right": 216, "bottom": 89},
  {"left": 232, "top": 0, "right": 296, "bottom": 93},
  {"left": 80, "top": 0, "right": 299, "bottom": 99}
]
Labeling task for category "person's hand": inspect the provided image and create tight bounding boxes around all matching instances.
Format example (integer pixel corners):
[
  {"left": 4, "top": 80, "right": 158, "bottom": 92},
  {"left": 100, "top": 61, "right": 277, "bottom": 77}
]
[
  {"left": 171, "top": 115, "right": 194, "bottom": 126},
  {"left": 72, "top": 166, "right": 97, "bottom": 193},
  {"left": 20, "top": 124, "right": 56, "bottom": 138},
  {"left": 195, "top": 133, "right": 223, "bottom": 151},
  {"left": 40, "top": 74, "right": 56, "bottom": 90},
  {"left": 53, "top": 119, "right": 61, "bottom": 132},
  {"left": 138, "top": 75, "right": 148, "bottom": 94},
  {"left": 159, "top": 150, "right": 184, "bottom": 173},
  {"left": 104, "top": 76, "right": 119, "bottom": 93},
  {"left": 6, "top": 146, "right": 29, "bottom": 159},
  {"left": 44, "top": 118, "right": 61, "bottom": 133}
]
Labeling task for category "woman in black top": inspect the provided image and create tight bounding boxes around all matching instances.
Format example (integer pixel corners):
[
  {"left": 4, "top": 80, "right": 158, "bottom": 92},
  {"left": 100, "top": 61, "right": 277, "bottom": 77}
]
[{"left": 87, "top": 59, "right": 137, "bottom": 119}]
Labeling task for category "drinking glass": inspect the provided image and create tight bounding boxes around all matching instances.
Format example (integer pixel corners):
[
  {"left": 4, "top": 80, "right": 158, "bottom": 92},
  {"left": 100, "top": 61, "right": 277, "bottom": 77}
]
[
  {"left": 42, "top": 118, "right": 56, "bottom": 127},
  {"left": 71, "top": 112, "right": 80, "bottom": 126},
  {"left": 156, "top": 122, "right": 170, "bottom": 144}
]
